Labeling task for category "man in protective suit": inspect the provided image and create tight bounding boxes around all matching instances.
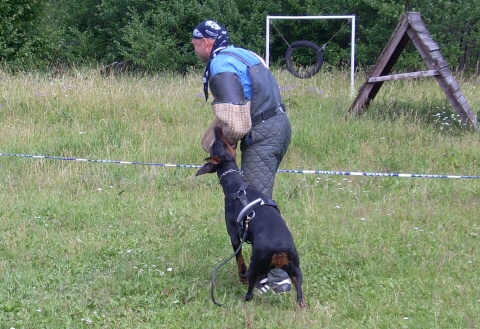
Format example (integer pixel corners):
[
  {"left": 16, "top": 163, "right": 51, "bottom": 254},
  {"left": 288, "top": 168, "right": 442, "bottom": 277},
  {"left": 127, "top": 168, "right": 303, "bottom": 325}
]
[{"left": 192, "top": 20, "right": 292, "bottom": 295}]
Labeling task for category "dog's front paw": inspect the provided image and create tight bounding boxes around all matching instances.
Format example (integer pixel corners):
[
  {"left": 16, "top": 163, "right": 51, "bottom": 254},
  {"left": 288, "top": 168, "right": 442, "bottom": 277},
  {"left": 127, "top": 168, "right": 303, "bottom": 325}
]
[
  {"left": 239, "top": 273, "right": 248, "bottom": 284},
  {"left": 297, "top": 298, "right": 307, "bottom": 309},
  {"left": 237, "top": 262, "right": 248, "bottom": 284},
  {"left": 243, "top": 292, "right": 254, "bottom": 302}
]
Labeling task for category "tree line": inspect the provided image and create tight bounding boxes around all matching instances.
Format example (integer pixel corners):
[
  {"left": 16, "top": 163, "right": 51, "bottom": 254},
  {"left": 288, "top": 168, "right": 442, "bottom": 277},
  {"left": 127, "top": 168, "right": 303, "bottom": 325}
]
[{"left": 1, "top": 0, "right": 478, "bottom": 74}]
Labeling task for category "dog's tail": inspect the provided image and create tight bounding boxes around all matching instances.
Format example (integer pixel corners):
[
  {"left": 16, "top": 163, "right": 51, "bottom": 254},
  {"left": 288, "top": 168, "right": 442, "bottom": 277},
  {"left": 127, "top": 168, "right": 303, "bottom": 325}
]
[{"left": 270, "top": 252, "right": 290, "bottom": 268}]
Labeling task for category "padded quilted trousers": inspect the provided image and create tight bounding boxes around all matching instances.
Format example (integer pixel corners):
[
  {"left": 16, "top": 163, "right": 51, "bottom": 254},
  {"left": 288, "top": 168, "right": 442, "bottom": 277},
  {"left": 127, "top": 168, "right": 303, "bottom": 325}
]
[{"left": 240, "top": 112, "right": 291, "bottom": 199}]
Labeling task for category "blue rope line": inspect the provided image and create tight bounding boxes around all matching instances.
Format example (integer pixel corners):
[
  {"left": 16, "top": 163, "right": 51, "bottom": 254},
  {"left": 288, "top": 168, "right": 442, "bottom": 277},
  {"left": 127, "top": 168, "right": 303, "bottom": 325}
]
[
  {"left": 1, "top": 152, "right": 479, "bottom": 179},
  {"left": 0, "top": 152, "right": 202, "bottom": 169}
]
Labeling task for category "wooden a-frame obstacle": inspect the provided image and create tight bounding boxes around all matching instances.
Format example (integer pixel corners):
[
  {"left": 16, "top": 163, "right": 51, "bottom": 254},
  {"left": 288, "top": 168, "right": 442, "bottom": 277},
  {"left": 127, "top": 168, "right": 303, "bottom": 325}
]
[{"left": 349, "top": 12, "right": 478, "bottom": 130}]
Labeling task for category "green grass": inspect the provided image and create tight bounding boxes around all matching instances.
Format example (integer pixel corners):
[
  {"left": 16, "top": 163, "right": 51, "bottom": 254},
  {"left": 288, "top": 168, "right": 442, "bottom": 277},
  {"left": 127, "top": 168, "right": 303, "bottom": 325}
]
[{"left": 1, "top": 68, "right": 479, "bottom": 328}]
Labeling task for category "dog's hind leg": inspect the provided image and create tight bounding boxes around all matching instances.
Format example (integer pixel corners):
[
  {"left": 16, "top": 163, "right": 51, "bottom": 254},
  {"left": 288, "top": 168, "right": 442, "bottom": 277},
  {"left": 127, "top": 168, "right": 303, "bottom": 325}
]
[
  {"left": 286, "top": 264, "right": 306, "bottom": 308},
  {"left": 243, "top": 271, "right": 259, "bottom": 302},
  {"left": 244, "top": 259, "right": 266, "bottom": 302}
]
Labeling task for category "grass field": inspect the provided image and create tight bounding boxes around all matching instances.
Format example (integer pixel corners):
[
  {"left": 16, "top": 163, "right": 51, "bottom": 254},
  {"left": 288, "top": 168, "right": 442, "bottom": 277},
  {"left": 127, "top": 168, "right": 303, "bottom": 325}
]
[{"left": 1, "top": 68, "right": 479, "bottom": 328}]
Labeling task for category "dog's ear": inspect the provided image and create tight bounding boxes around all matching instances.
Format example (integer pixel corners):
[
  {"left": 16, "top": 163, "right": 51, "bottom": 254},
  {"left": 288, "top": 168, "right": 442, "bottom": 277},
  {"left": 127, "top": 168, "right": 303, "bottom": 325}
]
[
  {"left": 206, "top": 155, "right": 222, "bottom": 164},
  {"left": 195, "top": 156, "right": 223, "bottom": 176},
  {"left": 196, "top": 163, "right": 215, "bottom": 176}
]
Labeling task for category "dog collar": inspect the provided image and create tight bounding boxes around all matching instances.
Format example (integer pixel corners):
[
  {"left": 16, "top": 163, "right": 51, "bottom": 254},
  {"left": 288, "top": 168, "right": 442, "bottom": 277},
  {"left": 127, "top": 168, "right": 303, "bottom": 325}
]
[{"left": 219, "top": 168, "right": 243, "bottom": 181}]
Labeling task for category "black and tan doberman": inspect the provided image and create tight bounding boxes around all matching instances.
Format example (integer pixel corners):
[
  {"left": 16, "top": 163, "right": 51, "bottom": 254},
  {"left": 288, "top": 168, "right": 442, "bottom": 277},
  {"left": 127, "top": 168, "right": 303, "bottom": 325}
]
[{"left": 196, "top": 126, "right": 305, "bottom": 308}]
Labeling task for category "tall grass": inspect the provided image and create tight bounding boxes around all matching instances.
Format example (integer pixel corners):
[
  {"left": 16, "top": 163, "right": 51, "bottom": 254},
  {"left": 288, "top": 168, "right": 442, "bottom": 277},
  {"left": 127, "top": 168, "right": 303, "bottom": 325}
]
[{"left": 1, "top": 68, "right": 479, "bottom": 328}]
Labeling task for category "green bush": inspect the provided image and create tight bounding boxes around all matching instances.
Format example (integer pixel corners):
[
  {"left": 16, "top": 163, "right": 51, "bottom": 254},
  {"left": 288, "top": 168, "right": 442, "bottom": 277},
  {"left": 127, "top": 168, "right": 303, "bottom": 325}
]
[{"left": 2, "top": 0, "right": 479, "bottom": 73}]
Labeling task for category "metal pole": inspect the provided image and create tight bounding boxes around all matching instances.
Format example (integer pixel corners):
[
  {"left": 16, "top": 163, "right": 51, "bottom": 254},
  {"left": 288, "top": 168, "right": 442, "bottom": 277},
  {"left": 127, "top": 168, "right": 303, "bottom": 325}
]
[
  {"left": 266, "top": 16, "right": 271, "bottom": 68},
  {"left": 351, "top": 16, "right": 356, "bottom": 96}
]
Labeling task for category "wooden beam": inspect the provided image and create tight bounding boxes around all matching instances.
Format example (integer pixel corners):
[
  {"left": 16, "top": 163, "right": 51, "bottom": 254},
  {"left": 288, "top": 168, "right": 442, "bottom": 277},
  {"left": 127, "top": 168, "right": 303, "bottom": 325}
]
[
  {"left": 367, "top": 70, "right": 439, "bottom": 82},
  {"left": 349, "top": 13, "right": 411, "bottom": 115},
  {"left": 349, "top": 12, "right": 478, "bottom": 129}
]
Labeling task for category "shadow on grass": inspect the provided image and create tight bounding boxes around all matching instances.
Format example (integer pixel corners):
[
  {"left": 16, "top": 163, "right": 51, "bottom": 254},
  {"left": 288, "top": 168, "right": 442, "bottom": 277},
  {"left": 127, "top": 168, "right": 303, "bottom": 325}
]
[{"left": 357, "top": 98, "right": 476, "bottom": 135}]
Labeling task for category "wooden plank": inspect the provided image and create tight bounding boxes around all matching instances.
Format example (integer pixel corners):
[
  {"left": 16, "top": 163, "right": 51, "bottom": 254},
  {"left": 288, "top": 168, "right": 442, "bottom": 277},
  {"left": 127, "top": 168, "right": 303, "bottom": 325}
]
[
  {"left": 463, "top": 105, "right": 477, "bottom": 121},
  {"left": 409, "top": 24, "right": 428, "bottom": 34},
  {"left": 350, "top": 14, "right": 411, "bottom": 115},
  {"left": 443, "top": 75, "right": 455, "bottom": 85},
  {"left": 423, "top": 42, "right": 440, "bottom": 52},
  {"left": 460, "top": 104, "right": 477, "bottom": 128},
  {"left": 349, "top": 87, "right": 374, "bottom": 115},
  {"left": 450, "top": 81, "right": 461, "bottom": 92},
  {"left": 416, "top": 35, "right": 435, "bottom": 46},
  {"left": 455, "top": 93, "right": 468, "bottom": 104},
  {"left": 435, "top": 60, "right": 449, "bottom": 69},
  {"left": 435, "top": 78, "right": 477, "bottom": 127},
  {"left": 437, "top": 66, "right": 452, "bottom": 77},
  {"left": 367, "top": 70, "right": 439, "bottom": 82},
  {"left": 407, "top": 12, "right": 428, "bottom": 33},
  {"left": 416, "top": 32, "right": 434, "bottom": 42},
  {"left": 435, "top": 77, "right": 452, "bottom": 94},
  {"left": 453, "top": 90, "right": 466, "bottom": 101},
  {"left": 429, "top": 51, "right": 443, "bottom": 60},
  {"left": 349, "top": 11, "right": 478, "bottom": 129},
  {"left": 407, "top": 29, "right": 431, "bottom": 63},
  {"left": 369, "top": 13, "right": 410, "bottom": 77},
  {"left": 458, "top": 99, "right": 469, "bottom": 110}
]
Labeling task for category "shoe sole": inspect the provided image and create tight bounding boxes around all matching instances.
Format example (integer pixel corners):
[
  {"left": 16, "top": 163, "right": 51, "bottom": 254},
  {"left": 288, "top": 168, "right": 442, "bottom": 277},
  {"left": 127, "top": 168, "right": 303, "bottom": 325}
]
[{"left": 272, "top": 284, "right": 291, "bottom": 294}]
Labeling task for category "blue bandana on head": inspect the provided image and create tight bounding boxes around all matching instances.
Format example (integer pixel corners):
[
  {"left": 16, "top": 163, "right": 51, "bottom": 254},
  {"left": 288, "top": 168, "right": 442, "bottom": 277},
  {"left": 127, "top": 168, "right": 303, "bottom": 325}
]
[{"left": 193, "top": 20, "right": 229, "bottom": 102}]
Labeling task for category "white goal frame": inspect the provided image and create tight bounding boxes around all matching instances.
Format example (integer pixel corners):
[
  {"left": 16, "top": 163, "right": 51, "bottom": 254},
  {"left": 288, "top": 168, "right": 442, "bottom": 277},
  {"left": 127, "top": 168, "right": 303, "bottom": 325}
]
[{"left": 266, "top": 15, "right": 356, "bottom": 95}]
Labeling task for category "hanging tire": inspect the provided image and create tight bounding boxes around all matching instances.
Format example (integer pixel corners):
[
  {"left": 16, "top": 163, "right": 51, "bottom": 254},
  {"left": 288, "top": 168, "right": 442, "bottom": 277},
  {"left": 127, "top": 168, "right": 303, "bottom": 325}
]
[{"left": 285, "top": 40, "right": 324, "bottom": 79}]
